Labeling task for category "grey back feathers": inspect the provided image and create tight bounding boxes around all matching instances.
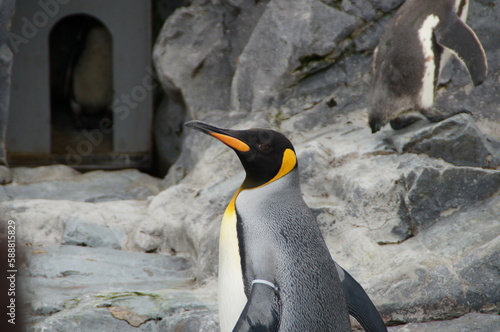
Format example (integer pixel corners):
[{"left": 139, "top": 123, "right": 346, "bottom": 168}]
[
  {"left": 236, "top": 169, "right": 351, "bottom": 331},
  {"left": 369, "top": 0, "right": 487, "bottom": 133}
]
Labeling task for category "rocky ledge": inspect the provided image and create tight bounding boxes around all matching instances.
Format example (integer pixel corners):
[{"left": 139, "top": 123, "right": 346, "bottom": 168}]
[{"left": 1, "top": 113, "right": 499, "bottom": 331}]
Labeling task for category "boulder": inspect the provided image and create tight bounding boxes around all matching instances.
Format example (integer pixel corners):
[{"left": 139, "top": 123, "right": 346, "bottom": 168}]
[
  {"left": 0, "top": 167, "right": 162, "bottom": 203},
  {"left": 368, "top": 195, "right": 500, "bottom": 323},
  {"left": 21, "top": 245, "right": 216, "bottom": 332},
  {"left": 153, "top": 0, "right": 271, "bottom": 117},
  {"left": 0, "top": 199, "right": 149, "bottom": 248},
  {"left": 404, "top": 166, "right": 500, "bottom": 230},
  {"left": 62, "top": 219, "right": 126, "bottom": 249},
  {"left": 230, "top": 0, "right": 362, "bottom": 113},
  {"left": 388, "top": 113, "right": 500, "bottom": 168}
]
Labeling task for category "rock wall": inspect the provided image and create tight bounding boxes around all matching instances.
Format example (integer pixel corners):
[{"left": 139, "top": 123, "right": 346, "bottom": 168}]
[
  {"left": 1, "top": 0, "right": 499, "bottom": 331},
  {"left": 153, "top": 0, "right": 500, "bottom": 328}
]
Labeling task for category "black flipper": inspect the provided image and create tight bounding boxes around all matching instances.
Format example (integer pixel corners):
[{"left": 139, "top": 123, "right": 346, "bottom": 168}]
[
  {"left": 434, "top": 13, "right": 488, "bottom": 86},
  {"left": 233, "top": 283, "right": 280, "bottom": 332},
  {"left": 341, "top": 269, "right": 387, "bottom": 332}
]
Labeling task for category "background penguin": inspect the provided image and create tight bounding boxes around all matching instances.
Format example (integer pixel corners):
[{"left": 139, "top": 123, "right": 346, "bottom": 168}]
[
  {"left": 70, "top": 25, "right": 113, "bottom": 129},
  {"left": 186, "top": 121, "right": 387, "bottom": 332},
  {"left": 368, "top": 0, "right": 488, "bottom": 133}
]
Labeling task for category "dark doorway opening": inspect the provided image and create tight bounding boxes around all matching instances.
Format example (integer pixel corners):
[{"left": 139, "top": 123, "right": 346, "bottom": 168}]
[{"left": 49, "top": 14, "right": 113, "bottom": 155}]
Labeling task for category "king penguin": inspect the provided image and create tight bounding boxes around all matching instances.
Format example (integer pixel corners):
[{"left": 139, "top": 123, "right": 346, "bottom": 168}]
[
  {"left": 186, "top": 121, "right": 387, "bottom": 332},
  {"left": 369, "top": 0, "right": 488, "bottom": 133}
]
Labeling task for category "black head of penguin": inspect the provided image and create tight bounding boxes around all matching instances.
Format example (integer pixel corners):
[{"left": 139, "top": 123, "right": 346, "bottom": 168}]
[{"left": 185, "top": 121, "right": 297, "bottom": 190}]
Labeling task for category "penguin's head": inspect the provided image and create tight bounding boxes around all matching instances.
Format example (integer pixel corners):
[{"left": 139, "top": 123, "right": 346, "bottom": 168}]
[
  {"left": 185, "top": 121, "right": 297, "bottom": 189},
  {"left": 368, "top": 113, "right": 384, "bottom": 134}
]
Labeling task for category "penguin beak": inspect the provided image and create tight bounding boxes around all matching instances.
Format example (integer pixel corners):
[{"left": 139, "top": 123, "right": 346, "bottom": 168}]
[{"left": 185, "top": 121, "right": 251, "bottom": 152}]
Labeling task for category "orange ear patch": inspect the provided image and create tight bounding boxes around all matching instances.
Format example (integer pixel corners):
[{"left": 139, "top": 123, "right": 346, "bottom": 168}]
[{"left": 269, "top": 148, "right": 297, "bottom": 183}]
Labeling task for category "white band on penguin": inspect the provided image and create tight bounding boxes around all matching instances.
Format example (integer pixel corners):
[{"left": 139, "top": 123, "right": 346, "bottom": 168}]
[{"left": 252, "top": 279, "right": 279, "bottom": 291}]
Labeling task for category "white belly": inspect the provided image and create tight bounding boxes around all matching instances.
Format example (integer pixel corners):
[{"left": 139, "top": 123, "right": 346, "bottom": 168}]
[
  {"left": 418, "top": 14, "right": 441, "bottom": 109},
  {"left": 218, "top": 202, "right": 247, "bottom": 332}
]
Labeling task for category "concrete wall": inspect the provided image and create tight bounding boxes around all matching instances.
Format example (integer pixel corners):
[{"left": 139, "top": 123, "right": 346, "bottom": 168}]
[
  {"left": 0, "top": 0, "right": 16, "bottom": 165},
  {"left": 6, "top": 0, "right": 152, "bottom": 165}
]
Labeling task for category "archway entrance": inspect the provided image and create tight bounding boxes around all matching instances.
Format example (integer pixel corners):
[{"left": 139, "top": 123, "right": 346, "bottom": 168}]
[{"left": 49, "top": 14, "right": 113, "bottom": 155}]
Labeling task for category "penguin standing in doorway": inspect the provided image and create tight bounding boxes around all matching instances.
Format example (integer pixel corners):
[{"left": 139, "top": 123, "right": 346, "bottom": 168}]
[
  {"left": 70, "top": 25, "right": 113, "bottom": 129},
  {"left": 186, "top": 121, "right": 387, "bottom": 332},
  {"left": 368, "top": 0, "right": 488, "bottom": 133}
]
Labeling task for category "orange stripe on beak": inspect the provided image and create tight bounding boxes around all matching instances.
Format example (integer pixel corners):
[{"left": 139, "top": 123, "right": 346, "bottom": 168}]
[{"left": 210, "top": 132, "right": 250, "bottom": 152}]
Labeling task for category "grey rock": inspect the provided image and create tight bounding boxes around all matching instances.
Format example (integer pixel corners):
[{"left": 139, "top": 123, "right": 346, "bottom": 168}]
[
  {"left": 371, "top": 195, "right": 500, "bottom": 323},
  {"left": 147, "top": 182, "right": 226, "bottom": 280},
  {"left": 0, "top": 165, "right": 12, "bottom": 184},
  {"left": 12, "top": 164, "right": 80, "bottom": 184},
  {"left": 0, "top": 167, "right": 162, "bottom": 203},
  {"left": 22, "top": 245, "right": 218, "bottom": 332},
  {"left": 388, "top": 313, "right": 500, "bottom": 332},
  {"left": 159, "top": 308, "right": 219, "bottom": 331},
  {"left": 28, "top": 304, "right": 161, "bottom": 332},
  {"left": 341, "top": 0, "right": 377, "bottom": 21},
  {"left": 154, "top": 97, "right": 186, "bottom": 177},
  {"left": 0, "top": 199, "right": 149, "bottom": 248},
  {"left": 153, "top": 0, "right": 270, "bottom": 117},
  {"left": 0, "top": 0, "right": 15, "bottom": 165},
  {"left": 231, "top": 0, "right": 362, "bottom": 112},
  {"left": 28, "top": 291, "right": 218, "bottom": 332},
  {"left": 388, "top": 113, "right": 500, "bottom": 168},
  {"left": 371, "top": 0, "right": 405, "bottom": 13},
  {"left": 404, "top": 166, "right": 500, "bottom": 230},
  {"left": 153, "top": 0, "right": 365, "bottom": 118},
  {"left": 456, "top": 249, "right": 500, "bottom": 312},
  {"left": 62, "top": 219, "right": 125, "bottom": 249},
  {"left": 153, "top": 5, "right": 229, "bottom": 114},
  {"left": 354, "top": 14, "right": 391, "bottom": 52},
  {"left": 22, "top": 245, "right": 195, "bottom": 318},
  {"left": 279, "top": 53, "right": 372, "bottom": 132}
]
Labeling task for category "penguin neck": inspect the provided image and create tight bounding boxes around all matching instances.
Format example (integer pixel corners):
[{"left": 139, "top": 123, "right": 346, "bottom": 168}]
[
  {"left": 222, "top": 167, "right": 300, "bottom": 225},
  {"left": 240, "top": 148, "right": 298, "bottom": 190},
  {"left": 240, "top": 167, "right": 301, "bottom": 194}
]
